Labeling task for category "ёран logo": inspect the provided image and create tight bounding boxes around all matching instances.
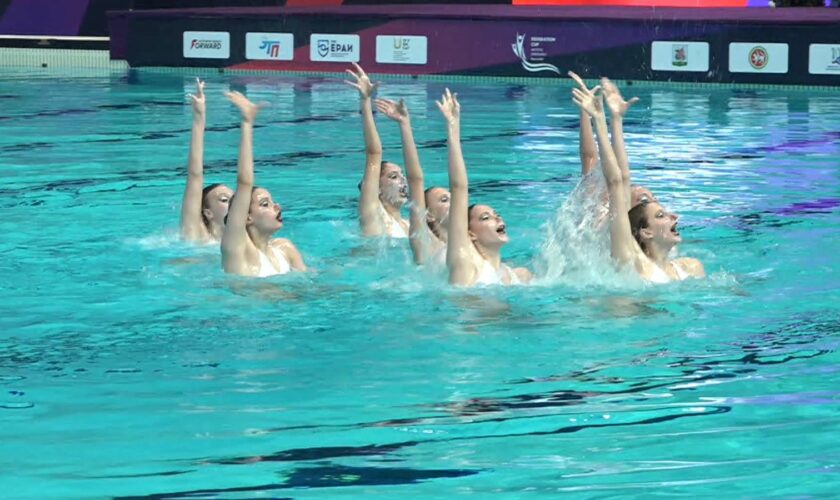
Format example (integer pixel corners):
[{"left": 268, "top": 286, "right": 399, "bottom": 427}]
[
  {"left": 310, "top": 34, "right": 359, "bottom": 62},
  {"left": 749, "top": 46, "right": 768, "bottom": 70},
  {"left": 317, "top": 39, "right": 330, "bottom": 58},
  {"left": 319, "top": 39, "right": 354, "bottom": 57},
  {"left": 191, "top": 39, "right": 222, "bottom": 50},
  {"left": 260, "top": 40, "right": 280, "bottom": 58}
]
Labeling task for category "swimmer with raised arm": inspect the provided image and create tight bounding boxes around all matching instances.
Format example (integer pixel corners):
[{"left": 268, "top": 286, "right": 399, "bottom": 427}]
[
  {"left": 438, "top": 89, "right": 532, "bottom": 286},
  {"left": 571, "top": 80, "right": 704, "bottom": 282},
  {"left": 569, "top": 72, "right": 655, "bottom": 209},
  {"left": 374, "top": 97, "right": 450, "bottom": 265},
  {"left": 180, "top": 78, "right": 233, "bottom": 243},
  {"left": 345, "top": 63, "right": 409, "bottom": 238},
  {"left": 220, "top": 91, "right": 306, "bottom": 277}
]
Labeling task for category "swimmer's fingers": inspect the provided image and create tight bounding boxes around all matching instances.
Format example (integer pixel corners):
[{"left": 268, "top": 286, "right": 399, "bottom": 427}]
[
  {"left": 345, "top": 66, "right": 361, "bottom": 82},
  {"left": 568, "top": 71, "right": 587, "bottom": 90},
  {"left": 627, "top": 96, "right": 640, "bottom": 107},
  {"left": 374, "top": 98, "right": 397, "bottom": 119},
  {"left": 350, "top": 61, "right": 365, "bottom": 78},
  {"left": 195, "top": 77, "right": 205, "bottom": 98}
]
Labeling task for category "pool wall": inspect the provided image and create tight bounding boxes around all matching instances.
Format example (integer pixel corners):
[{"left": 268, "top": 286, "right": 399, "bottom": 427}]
[{"left": 106, "top": 5, "right": 840, "bottom": 86}]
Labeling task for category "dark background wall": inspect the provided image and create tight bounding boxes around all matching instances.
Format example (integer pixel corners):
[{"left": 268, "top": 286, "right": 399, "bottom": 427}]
[{"left": 0, "top": 0, "right": 511, "bottom": 38}]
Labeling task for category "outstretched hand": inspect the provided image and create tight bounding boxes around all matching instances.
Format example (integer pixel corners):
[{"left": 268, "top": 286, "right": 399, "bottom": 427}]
[
  {"left": 568, "top": 71, "right": 590, "bottom": 93},
  {"left": 601, "top": 77, "right": 639, "bottom": 117},
  {"left": 569, "top": 72, "right": 603, "bottom": 118},
  {"left": 436, "top": 88, "right": 460, "bottom": 125},
  {"left": 188, "top": 78, "right": 206, "bottom": 119},
  {"left": 374, "top": 98, "right": 409, "bottom": 124},
  {"left": 345, "top": 62, "right": 378, "bottom": 99},
  {"left": 224, "top": 91, "right": 261, "bottom": 124}
]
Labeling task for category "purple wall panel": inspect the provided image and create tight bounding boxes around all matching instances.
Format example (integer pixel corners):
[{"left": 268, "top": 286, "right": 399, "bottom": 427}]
[{"left": 0, "top": 0, "right": 90, "bottom": 36}]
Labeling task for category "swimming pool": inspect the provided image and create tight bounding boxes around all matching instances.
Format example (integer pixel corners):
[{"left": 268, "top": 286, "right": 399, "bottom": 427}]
[{"left": 1, "top": 68, "right": 838, "bottom": 498}]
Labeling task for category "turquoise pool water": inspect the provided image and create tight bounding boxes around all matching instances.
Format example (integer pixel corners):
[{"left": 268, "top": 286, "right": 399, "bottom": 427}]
[{"left": 0, "top": 68, "right": 838, "bottom": 498}]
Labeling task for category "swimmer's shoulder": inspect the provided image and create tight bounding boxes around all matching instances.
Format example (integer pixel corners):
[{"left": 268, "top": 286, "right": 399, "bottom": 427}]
[
  {"left": 513, "top": 266, "right": 533, "bottom": 284},
  {"left": 271, "top": 237, "right": 298, "bottom": 254},
  {"left": 674, "top": 257, "right": 705, "bottom": 278}
]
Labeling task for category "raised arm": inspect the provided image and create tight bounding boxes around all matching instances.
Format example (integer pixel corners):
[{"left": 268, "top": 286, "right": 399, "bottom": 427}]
[
  {"left": 601, "top": 77, "right": 639, "bottom": 210},
  {"left": 375, "top": 97, "right": 429, "bottom": 263},
  {"left": 180, "top": 78, "right": 209, "bottom": 241},
  {"left": 221, "top": 91, "right": 259, "bottom": 270},
  {"left": 437, "top": 90, "right": 474, "bottom": 285},
  {"left": 569, "top": 72, "right": 597, "bottom": 176},
  {"left": 345, "top": 63, "right": 383, "bottom": 236},
  {"left": 572, "top": 84, "right": 637, "bottom": 266}
]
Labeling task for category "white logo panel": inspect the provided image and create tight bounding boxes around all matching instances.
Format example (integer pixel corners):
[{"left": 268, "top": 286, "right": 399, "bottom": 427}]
[{"left": 183, "top": 31, "right": 230, "bottom": 59}]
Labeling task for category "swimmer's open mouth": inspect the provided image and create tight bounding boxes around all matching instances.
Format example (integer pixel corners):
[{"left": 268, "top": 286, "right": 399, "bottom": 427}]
[
  {"left": 671, "top": 222, "right": 679, "bottom": 235},
  {"left": 399, "top": 186, "right": 408, "bottom": 196},
  {"left": 497, "top": 224, "right": 507, "bottom": 235},
  {"left": 276, "top": 213, "right": 283, "bottom": 223}
]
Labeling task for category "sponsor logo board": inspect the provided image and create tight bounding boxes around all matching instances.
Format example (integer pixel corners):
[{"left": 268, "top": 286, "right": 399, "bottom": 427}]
[
  {"left": 310, "top": 34, "right": 360, "bottom": 62},
  {"left": 183, "top": 31, "right": 230, "bottom": 59},
  {"left": 729, "top": 43, "right": 788, "bottom": 74},
  {"left": 651, "top": 41, "right": 709, "bottom": 72},
  {"left": 808, "top": 44, "right": 840, "bottom": 75},
  {"left": 375, "top": 36, "right": 427, "bottom": 65},
  {"left": 246, "top": 33, "right": 294, "bottom": 61}
]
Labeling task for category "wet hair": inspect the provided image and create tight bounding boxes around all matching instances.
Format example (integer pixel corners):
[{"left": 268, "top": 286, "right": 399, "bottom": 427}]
[
  {"left": 630, "top": 184, "right": 653, "bottom": 210},
  {"left": 201, "top": 183, "right": 224, "bottom": 227},
  {"left": 357, "top": 162, "right": 399, "bottom": 191},
  {"left": 424, "top": 186, "right": 444, "bottom": 234},
  {"left": 223, "top": 186, "right": 260, "bottom": 225},
  {"left": 628, "top": 203, "right": 651, "bottom": 253},
  {"left": 468, "top": 204, "right": 477, "bottom": 222}
]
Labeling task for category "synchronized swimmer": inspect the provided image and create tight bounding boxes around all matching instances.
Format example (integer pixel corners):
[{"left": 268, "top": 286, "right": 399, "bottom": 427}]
[{"left": 179, "top": 65, "right": 705, "bottom": 286}]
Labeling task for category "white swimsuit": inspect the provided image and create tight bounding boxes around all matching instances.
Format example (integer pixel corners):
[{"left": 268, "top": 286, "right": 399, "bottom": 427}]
[
  {"left": 431, "top": 246, "right": 447, "bottom": 268},
  {"left": 647, "top": 261, "right": 689, "bottom": 284},
  {"left": 474, "top": 259, "right": 521, "bottom": 286},
  {"left": 256, "top": 244, "right": 291, "bottom": 278},
  {"left": 378, "top": 204, "right": 408, "bottom": 239}
]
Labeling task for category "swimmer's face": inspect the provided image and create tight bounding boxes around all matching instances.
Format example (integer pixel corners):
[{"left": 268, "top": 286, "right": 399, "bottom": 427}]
[
  {"left": 469, "top": 204, "right": 509, "bottom": 248},
  {"left": 631, "top": 186, "right": 657, "bottom": 208},
  {"left": 379, "top": 162, "right": 407, "bottom": 206},
  {"left": 248, "top": 188, "right": 283, "bottom": 233},
  {"left": 639, "top": 202, "right": 681, "bottom": 248},
  {"left": 425, "top": 187, "right": 451, "bottom": 228},
  {"left": 203, "top": 185, "right": 233, "bottom": 226}
]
